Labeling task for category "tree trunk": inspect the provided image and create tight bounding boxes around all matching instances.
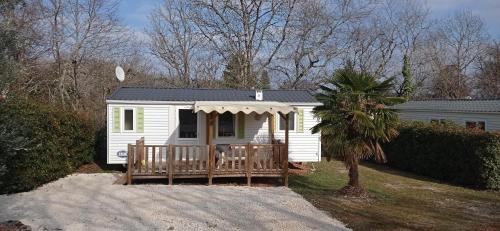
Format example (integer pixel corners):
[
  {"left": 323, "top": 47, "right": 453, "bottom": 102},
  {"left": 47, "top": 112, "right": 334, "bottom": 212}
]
[
  {"left": 347, "top": 158, "right": 360, "bottom": 187},
  {"left": 338, "top": 157, "right": 366, "bottom": 197}
]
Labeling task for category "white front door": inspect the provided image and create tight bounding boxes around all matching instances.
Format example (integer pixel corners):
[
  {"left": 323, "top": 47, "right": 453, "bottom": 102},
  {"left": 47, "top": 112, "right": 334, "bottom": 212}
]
[{"left": 175, "top": 106, "right": 201, "bottom": 145}]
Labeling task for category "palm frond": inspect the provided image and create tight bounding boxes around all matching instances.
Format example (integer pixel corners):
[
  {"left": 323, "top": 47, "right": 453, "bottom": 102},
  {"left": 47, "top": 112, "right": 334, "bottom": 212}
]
[{"left": 313, "top": 65, "right": 400, "bottom": 164}]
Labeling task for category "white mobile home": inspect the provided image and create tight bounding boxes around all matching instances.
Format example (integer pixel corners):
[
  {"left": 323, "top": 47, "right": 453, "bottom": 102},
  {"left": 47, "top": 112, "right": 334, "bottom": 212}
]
[
  {"left": 106, "top": 87, "right": 322, "bottom": 166},
  {"left": 393, "top": 99, "right": 500, "bottom": 131}
]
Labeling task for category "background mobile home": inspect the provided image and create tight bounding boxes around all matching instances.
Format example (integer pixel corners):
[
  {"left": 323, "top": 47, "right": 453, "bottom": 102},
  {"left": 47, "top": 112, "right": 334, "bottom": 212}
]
[{"left": 393, "top": 99, "right": 500, "bottom": 131}]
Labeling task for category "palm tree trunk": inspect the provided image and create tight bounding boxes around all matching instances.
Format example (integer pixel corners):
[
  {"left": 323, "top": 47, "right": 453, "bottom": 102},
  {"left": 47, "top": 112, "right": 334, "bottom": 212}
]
[{"left": 347, "top": 158, "right": 360, "bottom": 187}]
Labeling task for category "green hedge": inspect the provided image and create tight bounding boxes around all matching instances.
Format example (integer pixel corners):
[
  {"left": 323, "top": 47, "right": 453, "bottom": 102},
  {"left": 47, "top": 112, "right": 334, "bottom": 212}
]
[
  {"left": 383, "top": 121, "right": 500, "bottom": 189},
  {"left": 0, "top": 98, "right": 96, "bottom": 194}
]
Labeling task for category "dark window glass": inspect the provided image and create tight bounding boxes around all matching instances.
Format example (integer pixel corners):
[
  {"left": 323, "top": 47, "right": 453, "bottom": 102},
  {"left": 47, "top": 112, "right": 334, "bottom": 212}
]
[
  {"left": 179, "top": 109, "right": 197, "bottom": 138},
  {"left": 279, "top": 112, "right": 295, "bottom": 130},
  {"left": 124, "top": 109, "right": 134, "bottom": 130},
  {"left": 218, "top": 112, "right": 235, "bottom": 137}
]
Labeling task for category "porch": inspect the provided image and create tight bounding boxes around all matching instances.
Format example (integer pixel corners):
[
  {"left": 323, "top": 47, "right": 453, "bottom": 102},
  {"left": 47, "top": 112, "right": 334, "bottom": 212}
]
[
  {"left": 126, "top": 101, "right": 294, "bottom": 186},
  {"left": 126, "top": 139, "right": 288, "bottom": 186}
]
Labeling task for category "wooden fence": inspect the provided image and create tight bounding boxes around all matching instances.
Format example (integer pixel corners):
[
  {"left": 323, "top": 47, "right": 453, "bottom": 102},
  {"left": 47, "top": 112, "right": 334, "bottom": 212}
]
[{"left": 126, "top": 138, "right": 288, "bottom": 186}]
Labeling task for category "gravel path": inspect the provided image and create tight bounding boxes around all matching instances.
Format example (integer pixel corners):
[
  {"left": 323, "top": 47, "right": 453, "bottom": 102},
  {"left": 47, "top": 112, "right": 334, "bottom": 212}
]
[{"left": 0, "top": 174, "right": 348, "bottom": 231}]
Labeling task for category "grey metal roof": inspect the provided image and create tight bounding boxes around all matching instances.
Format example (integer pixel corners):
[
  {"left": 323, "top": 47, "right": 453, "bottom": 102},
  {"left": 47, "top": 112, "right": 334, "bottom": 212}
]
[
  {"left": 108, "top": 86, "right": 319, "bottom": 103},
  {"left": 392, "top": 100, "right": 500, "bottom": 113}
]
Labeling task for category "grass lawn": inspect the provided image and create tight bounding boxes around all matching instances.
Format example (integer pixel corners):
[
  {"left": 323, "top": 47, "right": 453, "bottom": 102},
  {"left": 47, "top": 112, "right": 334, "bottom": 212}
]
[{"left": 289, "top": 160, "right": 500, "bottom": 231}]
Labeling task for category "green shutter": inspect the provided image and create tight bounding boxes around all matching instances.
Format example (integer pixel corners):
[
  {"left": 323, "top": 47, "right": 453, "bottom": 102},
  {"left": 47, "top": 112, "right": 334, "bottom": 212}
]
[
  {"left": 237, "top": 112, "right": 245, "bottom": 139},
  {"left": 297, "top": 109, "right": 304, "bottom": 133},
  {"left": 136, "top": 107, "right": 144, "bottom": 133},
  {"left": 112, "top": 107, "right": 120, "bottom": 133}
]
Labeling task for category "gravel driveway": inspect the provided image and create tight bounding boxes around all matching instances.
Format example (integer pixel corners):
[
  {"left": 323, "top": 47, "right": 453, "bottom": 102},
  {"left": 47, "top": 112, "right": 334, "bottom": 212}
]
[{"left": 0, "top": 174, "right": 348, "bottom": 231}]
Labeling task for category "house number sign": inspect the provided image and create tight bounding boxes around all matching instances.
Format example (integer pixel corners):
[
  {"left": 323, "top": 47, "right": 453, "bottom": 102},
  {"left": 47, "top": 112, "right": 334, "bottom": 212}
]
[{"left": 117, "top": 150, "right": 128, "bottom": 158}]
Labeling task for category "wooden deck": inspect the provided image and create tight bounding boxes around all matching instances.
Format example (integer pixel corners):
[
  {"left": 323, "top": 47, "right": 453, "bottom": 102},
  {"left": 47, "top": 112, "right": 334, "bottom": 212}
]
[{"left": 126, "top": 138, "right": 289, "bottom": 186}]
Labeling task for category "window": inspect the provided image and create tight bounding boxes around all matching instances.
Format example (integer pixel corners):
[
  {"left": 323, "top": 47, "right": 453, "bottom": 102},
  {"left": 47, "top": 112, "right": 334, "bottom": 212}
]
[
  {"left": 279, "top": 112, "right": 295, "bottom": 130},
  {"left": 179, "top": 109, "right": 197, "bottom": 138},
  {"left": 465, "top": 121, "right": 485, "bottom": 131},
  {"left": 124, "top": 109, "right": 134, "bottom": 131},
  {"left": 218, "top": 112, "right": 235, "bottom": 137}
]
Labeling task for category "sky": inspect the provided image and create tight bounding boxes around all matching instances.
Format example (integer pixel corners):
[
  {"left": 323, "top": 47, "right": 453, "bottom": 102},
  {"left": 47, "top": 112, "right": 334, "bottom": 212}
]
[
  {"left": 427, "top": 0, "right": 500, "bottom": 37},
  {"left": 118, "top": 0, "right": 500, "bottom": 39},
  {"left": 119, "top": 0, "right": 163, "bottom": 35}
]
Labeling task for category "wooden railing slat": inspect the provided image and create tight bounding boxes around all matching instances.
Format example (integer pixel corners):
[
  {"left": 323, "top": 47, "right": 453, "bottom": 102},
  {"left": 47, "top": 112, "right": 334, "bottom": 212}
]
[
  {"left": 255, "top": 146, "right": 260, "bottom": 171},
  {"left": 199, "top": 146, "right": 203, "bottom": 172},
  {"left": 185, "top": 146, "right": 189, "bottom": 173},
  {"left": 224, "top": 149, "right": 229, "bottom": 172},
  {"left": 152, "top": 146, "right": 156, "bottom": 175},
  {"left": 159, "top": 146, "right": 163, "bottom": 174},
  {"left": 263, "top": 146, "right": 267, "bottom": 170},
  {"left": 145, "top": 146, "right": 149, "bottom": 173},
  {"left": 168, "top": 145, "right": 173, "bottom": 185},
  {"left": 231, "top": 148, "right": 235, "bottom": 171},
  {"left": 178, "top": 147, "right": 182, "bottom": 173},
  {"left": 270, "top": 146, "right": 274, "bottom": 170},
  {"left": 176, "top": 146, "right": 180, "bottom": 173},
  {"left": 191, "top": 146, "right": 195, "bottom": 172},
  {"left": 191, "top": 147, "right": 193, "bottom": 172}
]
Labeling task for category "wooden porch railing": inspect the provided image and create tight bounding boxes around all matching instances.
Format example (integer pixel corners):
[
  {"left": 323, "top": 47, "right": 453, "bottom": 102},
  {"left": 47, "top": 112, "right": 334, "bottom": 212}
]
[{"left": 126, "top": 138, "right": 288, "bottom": 186}]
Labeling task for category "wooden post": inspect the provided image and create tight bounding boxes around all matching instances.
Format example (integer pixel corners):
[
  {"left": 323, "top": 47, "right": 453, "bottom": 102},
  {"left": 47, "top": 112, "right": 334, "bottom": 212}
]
[
  {"left": 168, "top": 144, "right": 173, "bottom": 185},
  {"left": 152, "top": 146, "right": 156, "bottom": 175},
  {"left": 136, "top": 139, "right": 142, "bottom": 173},
  {"left": 127, "top": 144, "right": 132, "bottom": 185},
  {"left": 246, "top": 143, "right": 252, "bottom": 186},
  {"left": 283, "top": 113, "right": 289, "bottom": 187},
  {"left": 208, "top": 144, "right": 214, "bottom": 185},
  {"left": 206, "top": 112, "right": 216, "bottom": 145},
  {"left": 268, "top": 112, "right": 275, "bottom": 143},
  {"left": 206, "top": 112, "right": 216, "bottom": 185}
]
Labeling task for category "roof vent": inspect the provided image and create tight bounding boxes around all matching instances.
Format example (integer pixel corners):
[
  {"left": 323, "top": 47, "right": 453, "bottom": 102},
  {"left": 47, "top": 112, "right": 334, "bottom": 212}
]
[{"left": 255, "top": 90, "right": 263, "bottom": 101}]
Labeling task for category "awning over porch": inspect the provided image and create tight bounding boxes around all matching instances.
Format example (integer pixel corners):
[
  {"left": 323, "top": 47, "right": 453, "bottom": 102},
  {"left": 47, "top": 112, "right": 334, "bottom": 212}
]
[{"left": 193, "top": 101, "right": 296, "bottom": 114}]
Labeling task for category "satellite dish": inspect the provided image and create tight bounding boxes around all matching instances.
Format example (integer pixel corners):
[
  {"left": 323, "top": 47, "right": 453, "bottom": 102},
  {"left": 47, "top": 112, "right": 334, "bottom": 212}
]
[{"left": 115, "top": 66, "right": 125, "bottom": 82}]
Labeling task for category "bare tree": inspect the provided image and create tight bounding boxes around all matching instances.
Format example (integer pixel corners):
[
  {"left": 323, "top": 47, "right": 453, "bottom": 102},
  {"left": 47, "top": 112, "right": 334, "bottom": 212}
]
[
  {"left": 43, "top": 0, "right": 129, "bottom": 110},
  {"left": 475, "top": 41, "right": 500, "bottom": 98},
  {"left": 385, "top": 0, "right": 431, "bottom": 57},
  {"left": 346, "top": 1, "right": 399, "bottom": 77},
  {"left": 438, "top": 10, "right": 488, "bottom": 97},
  {"left": 191, "top": 0, "right": 296, "bottom": 89},
  {"left": 419, "top": 10, "right": 488, "bottom": 99},
  {"left": 1, "top": 0, "right": 50, "bottom": 98},
  {"left": 431, "top": 64, "right": 471, "bottom": 99},
  {"left": 271, "top": 0, "right": 358, "bottom": 89},
  {"left": 148, "top": 0, "right": 201, "bottom": 86},
  {"left": 384, "top": 0, "right": 431, "bottom": 97}
]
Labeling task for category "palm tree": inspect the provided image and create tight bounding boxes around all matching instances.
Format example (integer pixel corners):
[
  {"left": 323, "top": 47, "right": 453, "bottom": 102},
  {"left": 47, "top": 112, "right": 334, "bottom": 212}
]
[{"left": 312, "top": 65, "right": 403, "bottom": 195}]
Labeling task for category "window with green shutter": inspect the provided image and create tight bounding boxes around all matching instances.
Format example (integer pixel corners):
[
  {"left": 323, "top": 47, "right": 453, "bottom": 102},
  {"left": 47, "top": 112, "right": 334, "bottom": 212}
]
[{"left": 123, "top": 109, "right": 134, "bottom": 131}]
